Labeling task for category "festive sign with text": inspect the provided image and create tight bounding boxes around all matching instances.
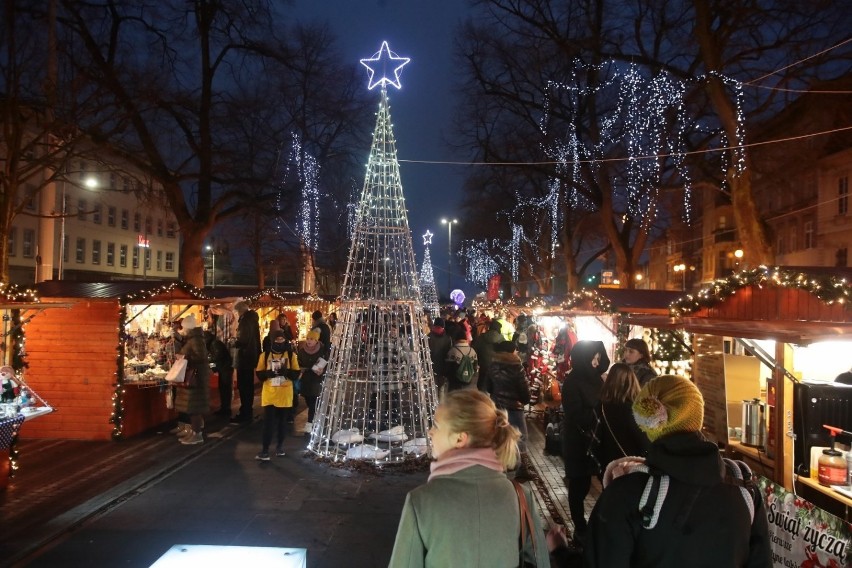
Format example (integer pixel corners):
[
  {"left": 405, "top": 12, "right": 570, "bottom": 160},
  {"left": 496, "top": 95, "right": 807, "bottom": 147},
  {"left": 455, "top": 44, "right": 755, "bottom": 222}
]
[{"left": 758, "top": 477, "right": 851, "bottom": 567}]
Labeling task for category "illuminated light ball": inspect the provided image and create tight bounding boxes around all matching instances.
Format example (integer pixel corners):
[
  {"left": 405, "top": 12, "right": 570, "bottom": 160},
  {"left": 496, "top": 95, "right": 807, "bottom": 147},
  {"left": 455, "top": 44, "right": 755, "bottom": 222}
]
[{"left": 450, "top": 289, "right": 466, "bottom": 308}]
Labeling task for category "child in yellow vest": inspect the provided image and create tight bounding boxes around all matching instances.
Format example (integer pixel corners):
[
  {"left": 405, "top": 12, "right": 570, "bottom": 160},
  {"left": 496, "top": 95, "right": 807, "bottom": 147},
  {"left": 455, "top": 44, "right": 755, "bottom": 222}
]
[{"left": 255, "top": 330, "right": 298, "bottom": 461}]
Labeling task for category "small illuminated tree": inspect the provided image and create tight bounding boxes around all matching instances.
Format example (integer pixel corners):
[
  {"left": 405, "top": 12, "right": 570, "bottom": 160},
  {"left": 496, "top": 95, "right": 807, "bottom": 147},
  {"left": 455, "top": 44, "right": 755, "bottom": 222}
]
[
  {"left": 308, "top": 42, "right": 437, "bottom": 463},
  {"left": 419, "top": 231, "right": 440, "bottom": 318}
]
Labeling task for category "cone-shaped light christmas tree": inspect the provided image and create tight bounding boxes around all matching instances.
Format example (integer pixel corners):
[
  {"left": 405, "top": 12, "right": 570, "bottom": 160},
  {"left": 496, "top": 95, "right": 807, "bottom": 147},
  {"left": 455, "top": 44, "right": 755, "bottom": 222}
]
[
  {"left": 308, "top": 42, "right": 437, "bottom": 463},
  {"left": 419, "top": 231, "right": 440, "bottom": 318}
]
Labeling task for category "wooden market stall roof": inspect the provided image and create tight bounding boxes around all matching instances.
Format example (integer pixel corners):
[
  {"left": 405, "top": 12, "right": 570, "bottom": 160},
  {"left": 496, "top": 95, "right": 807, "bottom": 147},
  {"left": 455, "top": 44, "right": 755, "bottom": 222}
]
[
  {"left": 34, "top": 280, "right": 225, "bottom": 305},
  {"left": 516, "top": 288, "right": 683, "bottom": 317},
  {"left": 624, "top": 266, "right": 852, "bottom": 344}
]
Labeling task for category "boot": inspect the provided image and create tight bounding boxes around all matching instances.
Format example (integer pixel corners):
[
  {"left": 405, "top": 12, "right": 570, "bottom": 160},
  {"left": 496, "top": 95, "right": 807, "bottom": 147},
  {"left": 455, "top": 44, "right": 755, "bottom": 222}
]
[
  {"left": 171, "top": 422, "right": 190, "bottom": 436},
  {"left": 180, "top": 431, "right": 204, "bottom": 445}
]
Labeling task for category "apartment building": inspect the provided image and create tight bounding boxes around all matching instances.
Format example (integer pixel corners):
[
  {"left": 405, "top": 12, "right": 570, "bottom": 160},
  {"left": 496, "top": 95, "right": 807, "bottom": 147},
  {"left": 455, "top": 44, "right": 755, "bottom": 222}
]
[{"left": 9, "top": 157, "right": 181, "bottom": 284}]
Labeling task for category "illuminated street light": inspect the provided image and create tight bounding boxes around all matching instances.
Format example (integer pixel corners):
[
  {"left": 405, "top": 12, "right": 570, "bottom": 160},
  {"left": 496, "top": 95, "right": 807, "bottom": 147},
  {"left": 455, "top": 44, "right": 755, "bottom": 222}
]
[
  {"left": 673, "top": 262, "right": 686, "bottom": 291},
  {"left": 440, "top": 218, "right": 458, "bottom": 296},
  {"left": 206, "top": 245, "right": 216, "bottom": 288}
]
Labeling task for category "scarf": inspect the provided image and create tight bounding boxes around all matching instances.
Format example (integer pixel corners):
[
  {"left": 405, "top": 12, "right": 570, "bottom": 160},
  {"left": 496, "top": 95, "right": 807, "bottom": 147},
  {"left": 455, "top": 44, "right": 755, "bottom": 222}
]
[
  {"left": 428, "top": 447, "right": 504, "bottom": 481},
  {"left": 431, "top": 326, "right": 445, "bottom": 336},
  {"left": 301, "top": 341, "right": 321, "bottom": 356}
]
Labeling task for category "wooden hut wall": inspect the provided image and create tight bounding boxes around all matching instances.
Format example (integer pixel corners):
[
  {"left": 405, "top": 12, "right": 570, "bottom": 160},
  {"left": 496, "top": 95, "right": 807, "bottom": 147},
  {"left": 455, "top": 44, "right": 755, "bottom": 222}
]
[
  {"left": 693, "top": 286, "right": 850, "bottom": 323},
  {"left": 23, "top": 300, "right": 120, "bottom": 440}
]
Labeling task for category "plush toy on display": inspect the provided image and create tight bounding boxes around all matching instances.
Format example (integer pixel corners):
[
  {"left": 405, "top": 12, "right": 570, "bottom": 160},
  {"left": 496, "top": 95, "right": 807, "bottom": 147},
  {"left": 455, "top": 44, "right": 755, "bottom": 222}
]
[{"left": 1, "top": 366, "right": 19, "bottom": 403}]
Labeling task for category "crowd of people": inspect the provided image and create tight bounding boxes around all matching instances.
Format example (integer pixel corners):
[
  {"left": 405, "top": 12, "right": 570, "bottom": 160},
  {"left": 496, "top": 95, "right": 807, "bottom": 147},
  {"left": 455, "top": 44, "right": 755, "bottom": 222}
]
[{"left": 165, "top": 303, "right": 770, "bottom": 567}]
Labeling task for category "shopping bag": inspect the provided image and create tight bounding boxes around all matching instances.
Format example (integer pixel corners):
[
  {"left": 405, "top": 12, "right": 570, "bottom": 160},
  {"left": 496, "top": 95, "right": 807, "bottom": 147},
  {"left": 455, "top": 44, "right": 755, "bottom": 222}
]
[{"left": 165, "top": 358, "right": 188, "bottom": 383}]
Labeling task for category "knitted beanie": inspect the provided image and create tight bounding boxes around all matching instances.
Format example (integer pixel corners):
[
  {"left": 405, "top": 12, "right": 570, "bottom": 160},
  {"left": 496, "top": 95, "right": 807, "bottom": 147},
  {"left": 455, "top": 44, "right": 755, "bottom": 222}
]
[
  {"left": 632, "top": 374, "right": 704, "bottom": 442},
  {"left": 306, "top": 329, "right": 321, "bottom": 341},
  {"left": 181, "top": 314, "right": 197, "bottom": 331}
]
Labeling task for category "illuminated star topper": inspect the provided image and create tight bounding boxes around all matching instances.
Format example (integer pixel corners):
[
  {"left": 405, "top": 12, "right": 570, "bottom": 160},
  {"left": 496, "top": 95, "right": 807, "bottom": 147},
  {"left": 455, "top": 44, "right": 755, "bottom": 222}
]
[
  {"left": 360, "top": 41, "right": 410, "bottom": 90},
  {"left": 423, "top": 230, "right": 433, "bottom": 246}
]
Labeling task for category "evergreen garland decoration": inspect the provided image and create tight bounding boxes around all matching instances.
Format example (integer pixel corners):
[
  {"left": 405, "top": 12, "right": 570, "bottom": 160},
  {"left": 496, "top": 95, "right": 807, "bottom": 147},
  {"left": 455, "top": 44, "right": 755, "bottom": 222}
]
[
  {"left": 670, "top": 266, "right": 851, "bottom": 318},
  {"left": 559, "top": 290, "right": 616, "bottom": 314}
]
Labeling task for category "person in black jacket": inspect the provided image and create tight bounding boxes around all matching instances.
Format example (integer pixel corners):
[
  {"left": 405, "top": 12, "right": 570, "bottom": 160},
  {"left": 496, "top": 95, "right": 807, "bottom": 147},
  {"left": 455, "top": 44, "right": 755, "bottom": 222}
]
[
  {"left": 204, "top": 314, "right": 232, "bottom": 417},
  {"left": 561, "top": 340, "right": 610, "bottom": 541},
  {"left": 231, "top": 301, "right": 261, "bottom": 424},
  {"left": 584, "top": 375, "right": 771, "bottom": 567},
  {"left": 487, "top": 340, "right": 532, "bottom": 480}
]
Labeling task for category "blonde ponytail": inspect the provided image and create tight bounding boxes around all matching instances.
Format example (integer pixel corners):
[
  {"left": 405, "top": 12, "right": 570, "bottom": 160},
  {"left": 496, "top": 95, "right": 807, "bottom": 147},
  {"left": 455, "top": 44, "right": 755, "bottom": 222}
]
[{"left": 439, "top": 390, "right": 521, "bottom": 470}]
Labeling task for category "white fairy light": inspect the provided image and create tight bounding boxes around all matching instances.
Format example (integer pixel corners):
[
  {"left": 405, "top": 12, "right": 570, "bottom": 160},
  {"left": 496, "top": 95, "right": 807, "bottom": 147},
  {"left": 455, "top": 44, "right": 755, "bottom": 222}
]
[{"left": 360, "top": 41, "right": 410, "bottom": 91}]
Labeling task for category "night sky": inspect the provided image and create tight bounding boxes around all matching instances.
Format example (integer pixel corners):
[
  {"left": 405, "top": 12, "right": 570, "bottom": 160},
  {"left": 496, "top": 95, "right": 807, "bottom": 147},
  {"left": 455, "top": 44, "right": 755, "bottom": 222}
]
[{"left": 291, "top": 1, "right": 473, "bottom": 296}]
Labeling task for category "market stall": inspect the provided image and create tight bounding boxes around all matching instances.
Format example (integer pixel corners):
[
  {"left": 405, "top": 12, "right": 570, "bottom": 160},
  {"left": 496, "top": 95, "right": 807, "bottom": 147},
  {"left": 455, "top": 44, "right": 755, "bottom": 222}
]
[
  {"left": 24, "top": 281, "right": 231, "bottom": 441},
  {"left": 625, "top": 267, "right": 852, "bottom": 566},
  {"left": 242, "top": 289, "right": 336, "bottom": 342}
]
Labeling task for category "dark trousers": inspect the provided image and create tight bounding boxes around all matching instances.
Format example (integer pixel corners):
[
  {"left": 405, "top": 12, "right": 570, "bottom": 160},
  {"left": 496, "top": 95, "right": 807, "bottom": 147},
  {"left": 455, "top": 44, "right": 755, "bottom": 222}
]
[
  {"left": 236, "top": 366, "right": 255, "bottom": 420},
  {"left": 302, "top": 395, "right": 318, "bottom": 423},
  {"left": 567, "top": 475, "right": 592, "bottom": 534},
  {"left": 261, "top": 405, "right": 291, "bottom": 451},
  {"left": 217, "top": 366, "right": 232, "bottom": 414}
]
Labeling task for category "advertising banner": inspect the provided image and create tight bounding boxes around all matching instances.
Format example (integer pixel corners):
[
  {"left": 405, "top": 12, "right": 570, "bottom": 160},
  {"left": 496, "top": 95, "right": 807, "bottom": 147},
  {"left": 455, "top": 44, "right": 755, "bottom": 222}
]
[{"left": 759, "top": 477, "right": 851, "bottom": 567}]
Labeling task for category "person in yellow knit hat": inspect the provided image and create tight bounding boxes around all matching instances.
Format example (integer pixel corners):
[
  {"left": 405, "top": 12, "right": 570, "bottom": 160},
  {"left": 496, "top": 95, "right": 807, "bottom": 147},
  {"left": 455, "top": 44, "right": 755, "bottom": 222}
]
[
  {"left": 582, "top": 375, "right": 771, "bottom": 567},
  {"left": 254, "top": 330, "right": 298, "bottom": 461}
]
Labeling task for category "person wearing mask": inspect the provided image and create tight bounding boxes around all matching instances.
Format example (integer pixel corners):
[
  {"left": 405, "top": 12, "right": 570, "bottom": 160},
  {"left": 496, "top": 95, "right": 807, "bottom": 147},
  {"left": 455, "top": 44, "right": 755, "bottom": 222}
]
[
  {"left": 174, "top": 315, "right": 211, "bottom": 445},
  {"left": 255, "top": 330, "right": 297, "bottom": 460},
  {"left": 231, "top": 301, "right": 261, "bottom": 424},
  {"left": 388, "top": 389, "right": 550, "bottom": 568},
  {"left": 592, "top": 363, "right": 649, "bottom": 470},
  {"left": 561, "top": 340, "right": 610, "bottom": 545},
  {"left": 471, "top": 320, "right": 503, "bottom": 393},
  {"left": 622, "top": 338, "right": 657, "bottom": 387},
  {"left": 584, "top": 375, "right": 771, "bottom": 567}
]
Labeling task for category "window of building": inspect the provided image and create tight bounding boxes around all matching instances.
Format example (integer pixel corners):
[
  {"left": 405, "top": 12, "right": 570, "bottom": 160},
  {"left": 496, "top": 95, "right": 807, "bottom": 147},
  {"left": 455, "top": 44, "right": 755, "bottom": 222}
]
[
  {"left": 718, "top": 215, "right": 726, "bottom": 229},
  {"left": 803, "top": 220, "right": 814, "bottom": 249},
  {"left": 789, "top": 222, "right": 798, "bottom": 252},
  {"left": 167, "top": 222, "right": 176, "bottom": 238},
  {"left": 837, "top": 248, "right": 848, "bottom": 267},
  {"left": 132, "top": 246, "right": 139, "bottom": 269},
  {"left": 121, "top": 209, "right": 129, "bottom": 230},
  {"left": 157, "top": 219, "right": 163, "bottom": 237},
  {"left": 107, "top": 206, "right": 116, "bottom": 227},
  {"left": 93, "top": 203, "right": 102, "bottom": 224},
  {"left": 22, "top": 229, "right": 35, "bottom": 258},
  {"left": 8, "top": 227, "right": 16, "bottom": 257},
  {"left": 156, "top": 250, "right": 163, "bottom": 271},
  {"left": 78, "top": 199, "right": 87, "bottom": 221},
  {"left": 107, "top": 243, "right": 115, "bottom": 266},
  {"left": 134, "top": 212, "right": 141, "bottom": 232},
  {"left": 24, "top": 186, "right": 36, "bottom": 211},
  {"left": 165, "top": 252, "right": 175, "bottom": 271},
  {"left": 79, "top": 160, "right": 87, "bottom": 181},
  {"left": 839, "top": 176, "right": 849, "bottom": 215},
  {"left": 145, "top": 248, "right": 151, "bottom": 270},
  {"left": 145, "top": 216, "right": 153, "bottom": 235},
  {"left": 109, "top": 172, "right": 117, "bottom": 189},
  {"left": 76, "top": 238, "right": 85, "bottom": 263},
  {"left": 123, "top": 177, "right": 130, "bottom": 192},
  {"left": 92, "top": 240, "right": 101, "bottom": 264},
  {"left": 120, "top": 244, "right": 127, "bottom": 267}
]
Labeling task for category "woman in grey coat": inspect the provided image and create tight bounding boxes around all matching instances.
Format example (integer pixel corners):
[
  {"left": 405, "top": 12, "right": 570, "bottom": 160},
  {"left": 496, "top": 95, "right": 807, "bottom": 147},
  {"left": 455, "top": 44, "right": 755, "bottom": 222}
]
[
  {"left": 389, "top": 390, "right": 550, "bottom": 567},
  {"left": 174, "top": 314, "right": 210, "bottom": 445}
]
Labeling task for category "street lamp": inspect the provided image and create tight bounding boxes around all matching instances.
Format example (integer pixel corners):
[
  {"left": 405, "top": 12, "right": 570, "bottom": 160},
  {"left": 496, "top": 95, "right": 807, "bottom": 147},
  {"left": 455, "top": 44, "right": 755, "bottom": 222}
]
[
  {"left": 206, "top": 245, "right": 215, "bottom": 288},
  {"left": 440, "top": 218, "right": 458, "bottom": 296},
  {"left": 673, "top": 262, "right": 686, "bottom": 291}
]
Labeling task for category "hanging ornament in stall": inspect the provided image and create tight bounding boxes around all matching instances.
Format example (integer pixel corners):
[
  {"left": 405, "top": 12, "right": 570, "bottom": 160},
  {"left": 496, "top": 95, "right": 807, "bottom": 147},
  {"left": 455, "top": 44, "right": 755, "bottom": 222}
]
[{"left": 307, "top": 42, "right": 437, "bottom": 464}]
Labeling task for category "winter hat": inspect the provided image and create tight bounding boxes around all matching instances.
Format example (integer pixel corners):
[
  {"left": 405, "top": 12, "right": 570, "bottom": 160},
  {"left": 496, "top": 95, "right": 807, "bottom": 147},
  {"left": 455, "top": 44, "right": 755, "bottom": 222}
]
[
  {"left": 180, "top": 314, "right": 197, "bottom": 331},
  {"left": 433, "top": 317, "right": 445, "bottom": 328},
  {"left": 306, "top": 329, "right": 321, "bottom": 341},
  {"left": 270, "top": 329, "right": 286, "bottom": 340},
  {"left": 632, "top": 374, "right": 704, "bottom": 442},
  {"left": 495, "top": 340, "right": 516, "bottom": 353}
]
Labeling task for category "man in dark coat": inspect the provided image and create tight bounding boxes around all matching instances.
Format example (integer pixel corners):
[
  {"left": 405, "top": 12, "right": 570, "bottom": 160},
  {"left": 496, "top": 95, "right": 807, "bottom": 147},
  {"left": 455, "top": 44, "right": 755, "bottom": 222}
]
[
  {"left": 471, "top": 320, "right": 503, "bottom": 393},
  {"left": 231, "top": 301, "right": 261, "bottom": 424},
  {"left": 204, "top": 314, "right": 232, "bottom": 417},
  {"left": 584, "top": 375, "right": 771, "bottom": 567},
  {"left": 427, "top": 317, "right": 452, "bottom": 391}
]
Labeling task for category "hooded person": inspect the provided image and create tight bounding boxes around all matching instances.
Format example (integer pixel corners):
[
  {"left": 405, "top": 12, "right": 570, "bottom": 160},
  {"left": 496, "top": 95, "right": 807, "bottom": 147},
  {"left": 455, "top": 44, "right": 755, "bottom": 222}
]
[
  {"left": 583, "top": 375, "right": 771, "bottom": 567},
  {"left": 560, "top": 340, "right": 610, "bottom": 541}
]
